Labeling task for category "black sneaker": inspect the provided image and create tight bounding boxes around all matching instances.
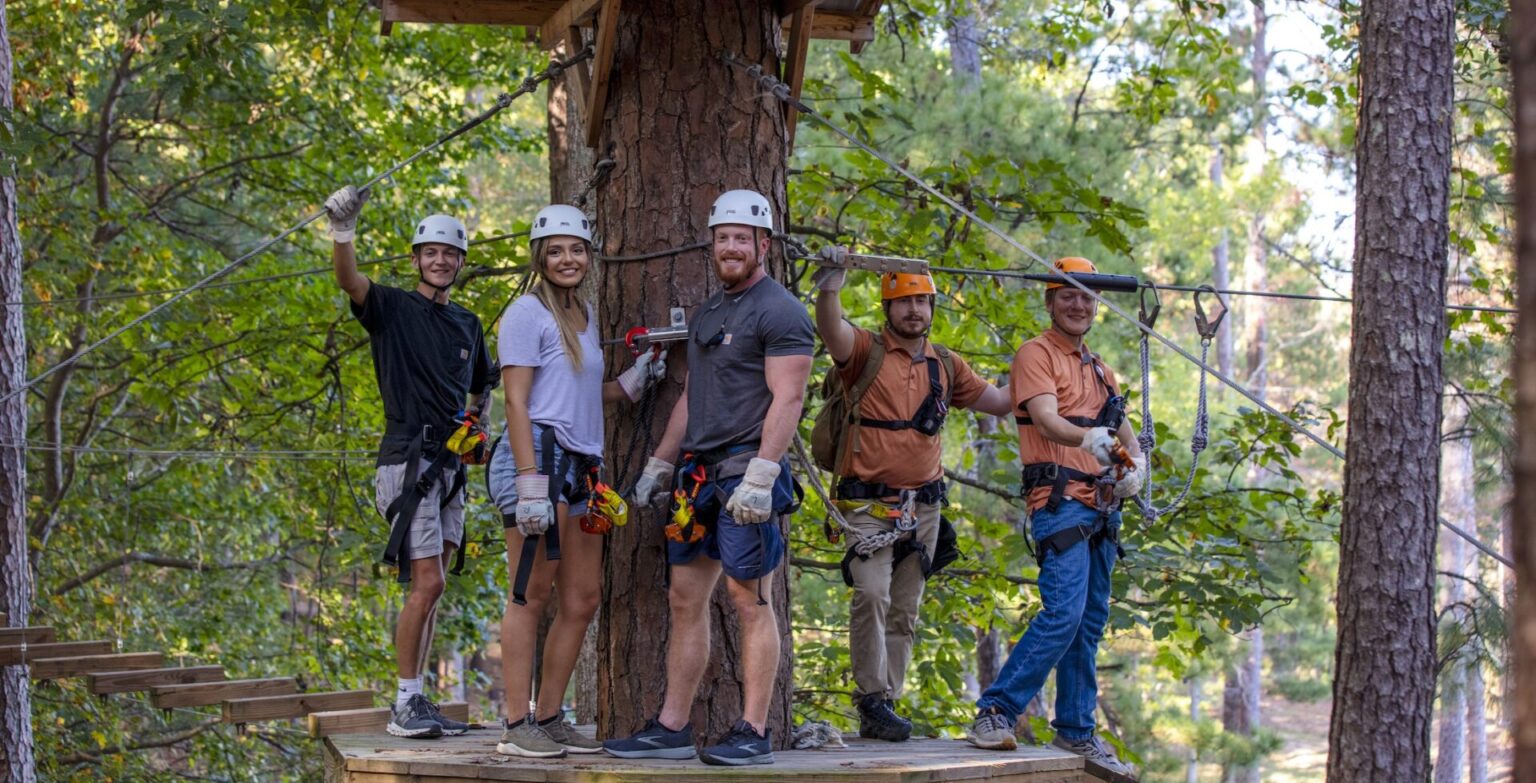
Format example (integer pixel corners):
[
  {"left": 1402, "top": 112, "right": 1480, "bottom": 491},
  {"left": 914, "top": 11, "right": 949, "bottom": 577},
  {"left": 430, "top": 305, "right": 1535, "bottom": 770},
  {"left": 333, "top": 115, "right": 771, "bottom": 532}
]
[
  {"left": 387, "top": 694, "right": 444, "bottom": 739},
  {"left": 856, "top": 694, "right": 912, "bottom": 741},
  {"left": 602, "top": 717, "right": 697, "bottom": 759},
  {"left": 700, "top": 720, "right": 774, "bottom": 766},
  {"left": 424, "top": 699, "right": 470, "bottom": 736}
]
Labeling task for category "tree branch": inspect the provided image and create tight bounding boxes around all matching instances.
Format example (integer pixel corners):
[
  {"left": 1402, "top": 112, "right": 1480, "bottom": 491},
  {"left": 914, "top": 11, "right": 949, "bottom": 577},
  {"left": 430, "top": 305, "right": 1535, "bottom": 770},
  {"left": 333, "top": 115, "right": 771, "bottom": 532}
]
[{"left": 54, "top": 550, "right": 291, "bottom": 595}]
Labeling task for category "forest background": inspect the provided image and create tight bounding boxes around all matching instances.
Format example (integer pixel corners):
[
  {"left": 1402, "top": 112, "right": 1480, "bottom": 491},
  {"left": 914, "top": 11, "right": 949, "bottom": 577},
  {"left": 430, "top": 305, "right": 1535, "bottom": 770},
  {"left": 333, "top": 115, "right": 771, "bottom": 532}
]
[{"left": 2, "top": 0, "right": 1518, "bottom": 781}]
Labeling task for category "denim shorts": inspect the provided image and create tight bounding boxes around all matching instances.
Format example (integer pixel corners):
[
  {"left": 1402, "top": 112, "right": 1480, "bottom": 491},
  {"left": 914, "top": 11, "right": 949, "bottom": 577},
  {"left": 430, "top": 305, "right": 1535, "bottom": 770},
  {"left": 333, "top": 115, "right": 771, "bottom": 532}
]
[
  {"left": 486, "top": 423, "right": 598, "bottom": 516},
  {"left": 666, "top": 458, "right": 795, "bottom": 581}
]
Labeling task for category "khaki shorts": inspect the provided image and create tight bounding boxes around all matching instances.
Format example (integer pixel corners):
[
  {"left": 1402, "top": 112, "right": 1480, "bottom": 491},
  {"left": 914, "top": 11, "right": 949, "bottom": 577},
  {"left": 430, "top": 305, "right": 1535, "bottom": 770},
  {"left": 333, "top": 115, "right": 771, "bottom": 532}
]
[{"left": 374, "top": 459, "right": 465, "bottom": 560}]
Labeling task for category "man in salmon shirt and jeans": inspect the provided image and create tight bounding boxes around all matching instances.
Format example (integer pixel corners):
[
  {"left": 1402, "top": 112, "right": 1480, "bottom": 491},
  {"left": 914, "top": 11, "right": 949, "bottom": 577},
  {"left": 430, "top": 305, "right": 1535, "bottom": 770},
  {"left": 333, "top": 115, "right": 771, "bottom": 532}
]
[
  {"left": 813, "top": 264, "right": 1012, "bottom": 741},
  {"left": 965, "top": 257, "right": 1143, "bottom": 778}
]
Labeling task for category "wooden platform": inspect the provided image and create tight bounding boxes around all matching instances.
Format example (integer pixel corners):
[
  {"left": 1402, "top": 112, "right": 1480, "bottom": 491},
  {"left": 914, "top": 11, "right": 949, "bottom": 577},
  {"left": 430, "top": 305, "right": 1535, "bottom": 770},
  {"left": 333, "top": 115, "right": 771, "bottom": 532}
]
[{"left": 324, "top": 730, "right": 1086, "bottom": 782}]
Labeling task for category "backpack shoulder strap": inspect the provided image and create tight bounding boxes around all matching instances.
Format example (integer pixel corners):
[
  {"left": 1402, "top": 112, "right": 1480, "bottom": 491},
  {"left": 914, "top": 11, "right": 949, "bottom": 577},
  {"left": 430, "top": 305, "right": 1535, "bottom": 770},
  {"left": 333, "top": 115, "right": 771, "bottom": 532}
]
[
  {"left": 845, "top": 332, "right": 887, "bottom": 409},
  {"left": 932, "top": 342, "right": 956, "bottom": 405}
]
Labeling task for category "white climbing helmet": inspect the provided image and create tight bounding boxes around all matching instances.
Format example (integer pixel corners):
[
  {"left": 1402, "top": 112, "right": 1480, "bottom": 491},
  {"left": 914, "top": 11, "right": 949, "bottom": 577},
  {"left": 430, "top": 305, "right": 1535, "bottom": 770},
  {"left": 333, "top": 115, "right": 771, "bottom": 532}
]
[
  {"left": 412, "top": 214, "right": 469, "bottom": 253},
  {"left": 708, "top": 189, "right": 774, "bottom": 232},
  {"left": 530, "top": 204, "right": 593, "bottom": 243}
]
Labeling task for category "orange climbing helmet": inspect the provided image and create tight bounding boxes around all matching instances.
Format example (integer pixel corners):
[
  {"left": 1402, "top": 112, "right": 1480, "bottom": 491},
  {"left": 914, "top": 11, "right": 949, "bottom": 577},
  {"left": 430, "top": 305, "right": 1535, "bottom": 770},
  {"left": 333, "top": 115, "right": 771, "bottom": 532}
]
[
  {"left": 1046, "top": 256, "right": 1097, "bottom": 289},
  {"left": 881, "top": 271, "right": 937, "bottom": 300}
]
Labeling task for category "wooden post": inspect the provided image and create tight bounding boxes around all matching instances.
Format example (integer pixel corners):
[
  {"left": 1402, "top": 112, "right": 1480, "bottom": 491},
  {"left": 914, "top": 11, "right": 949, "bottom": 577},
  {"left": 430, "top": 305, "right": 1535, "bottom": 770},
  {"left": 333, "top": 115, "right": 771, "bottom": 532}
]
[{"left": 1510, "top": 0, "right": 1536, "bottom": 778}]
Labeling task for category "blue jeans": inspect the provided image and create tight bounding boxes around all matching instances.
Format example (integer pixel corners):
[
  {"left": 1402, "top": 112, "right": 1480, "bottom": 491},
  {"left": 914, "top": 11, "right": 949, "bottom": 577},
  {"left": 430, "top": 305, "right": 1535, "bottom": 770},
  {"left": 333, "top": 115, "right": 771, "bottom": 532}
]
[{"left": 977, "top": 499, "right": 1120, "bottom": 741}]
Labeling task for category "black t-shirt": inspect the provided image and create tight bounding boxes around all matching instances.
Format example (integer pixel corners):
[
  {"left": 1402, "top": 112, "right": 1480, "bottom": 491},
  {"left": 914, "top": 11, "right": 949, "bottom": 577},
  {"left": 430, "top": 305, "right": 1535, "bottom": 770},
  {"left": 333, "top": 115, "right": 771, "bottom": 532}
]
[{"left": 350, "top": 283, "right": 496, "bottom": 466}]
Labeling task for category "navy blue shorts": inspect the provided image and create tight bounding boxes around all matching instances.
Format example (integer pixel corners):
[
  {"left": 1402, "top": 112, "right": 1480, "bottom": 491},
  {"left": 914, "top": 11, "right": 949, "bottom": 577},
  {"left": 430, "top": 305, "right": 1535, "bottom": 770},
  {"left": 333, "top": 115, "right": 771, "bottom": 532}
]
[{"left": 666, "top": 459, "right": 794, "bottom": 581}]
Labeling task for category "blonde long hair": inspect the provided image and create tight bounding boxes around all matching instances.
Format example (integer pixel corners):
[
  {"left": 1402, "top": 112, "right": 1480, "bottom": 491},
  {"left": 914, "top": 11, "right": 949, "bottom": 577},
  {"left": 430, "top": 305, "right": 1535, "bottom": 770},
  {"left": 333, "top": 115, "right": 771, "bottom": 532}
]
[{"left": 529, "top": 236, "right": 596, "bottom": 372}]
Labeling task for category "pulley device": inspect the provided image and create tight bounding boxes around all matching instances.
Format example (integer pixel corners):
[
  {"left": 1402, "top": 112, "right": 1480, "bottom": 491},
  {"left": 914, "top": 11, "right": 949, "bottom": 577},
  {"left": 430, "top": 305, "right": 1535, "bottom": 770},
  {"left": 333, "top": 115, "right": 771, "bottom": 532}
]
[{"left": 625, "top": 307, "right": 689, "bottom": 358}]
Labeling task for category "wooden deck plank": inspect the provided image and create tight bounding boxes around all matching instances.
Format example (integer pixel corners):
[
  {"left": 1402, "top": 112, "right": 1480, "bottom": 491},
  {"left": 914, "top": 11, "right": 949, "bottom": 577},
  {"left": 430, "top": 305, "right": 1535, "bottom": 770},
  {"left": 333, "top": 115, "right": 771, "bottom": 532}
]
[
  {"left": 310, "top": 703, "right": 469, "bottom": 738},
  {"left": 88, "top": 665, "right": 225, "bottom": 694},
  {"left": 0, "top": 627, "right": 56, "bottom": 645},
  {"left": 151, "top": 677, "right": 297, "bottom": 709},
  {"left": 324, "top": 732, "right": 1084, "bottom": 782},
  {"left": 223, "top": 689, "right": 375, "bottom": 723},
  {"left": 0, "top": 639, "right": 113, "bottom": 666},
  {"left": 28, "top": 652, "right": 162, "bottom": 680}
]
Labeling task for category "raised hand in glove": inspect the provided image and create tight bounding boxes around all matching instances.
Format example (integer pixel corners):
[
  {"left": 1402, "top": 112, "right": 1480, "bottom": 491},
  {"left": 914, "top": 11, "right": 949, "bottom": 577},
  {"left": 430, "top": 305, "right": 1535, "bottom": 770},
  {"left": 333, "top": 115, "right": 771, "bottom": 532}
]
[
  {"left": 617, "top": 350, "right": 667, "bottom": 401},
  {"left": 812, "top": 265, "right": 847, "bottom": 292},
  {"left": 1080, "top": 427, "right": 1119, "bottom": 468},
  {"left": 724, "top": 457, "right": 781, "bottom": 524},
  {"left": 632, "top": 456, "right": 674, "bottom": 507},
  {"left": 514, "top": 474, "right": 554, "bottom": 537},
  {"left": 1112, "top": 458, "right": 1145, "bottom": 499},
  {"left": 324, "top": 185, "right": 369, "bottom": 244}
]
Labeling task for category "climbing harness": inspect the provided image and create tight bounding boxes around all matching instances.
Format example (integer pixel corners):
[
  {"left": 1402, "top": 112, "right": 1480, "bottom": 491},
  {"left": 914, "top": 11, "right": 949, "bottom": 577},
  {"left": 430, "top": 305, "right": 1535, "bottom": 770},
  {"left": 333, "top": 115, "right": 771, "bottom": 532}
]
[
  {"left": 667, "top": 461, "right": 709, "bottom": 545},
  {"left": 579, "top": 468, "right": 629, "bottom": 535},
  {"left": 446, "top": 407, "right": 490, "bottom": 465},
  {"left": 509, "top": 426, "right": 594, "bottom": 606}
]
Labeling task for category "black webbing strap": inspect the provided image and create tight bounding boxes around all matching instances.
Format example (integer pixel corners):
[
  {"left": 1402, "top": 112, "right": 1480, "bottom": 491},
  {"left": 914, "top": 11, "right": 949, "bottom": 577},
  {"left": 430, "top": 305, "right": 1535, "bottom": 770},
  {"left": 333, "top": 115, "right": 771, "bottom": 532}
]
[
  {"left": 1033, "top": 515, "right": 1124, "bottom": 566},
  {"left": 382, "top": 427, "right": 460, "bottom": 584},
  {"left": 1020, "top": 462, "right": 1100, "bottom": 514},
  {"left": 447, "top": 464, "right": 468, "bottom": 576},
  {"left": 835, "top": 476, "right": 947, "bottom": 506},
  {"left": 858, "top": 356, "right": 945, "bottom": 431},
  {"left": 511, "top": 426, "right": 567, "bottom": 606}
]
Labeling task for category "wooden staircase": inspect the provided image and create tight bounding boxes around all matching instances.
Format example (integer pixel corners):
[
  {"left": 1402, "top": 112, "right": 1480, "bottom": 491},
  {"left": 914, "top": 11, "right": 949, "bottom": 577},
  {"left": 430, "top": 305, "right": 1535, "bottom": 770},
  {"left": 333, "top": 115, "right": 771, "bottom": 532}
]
[{"left": 0, "top": 616, "right": 466, "bottom": 737}]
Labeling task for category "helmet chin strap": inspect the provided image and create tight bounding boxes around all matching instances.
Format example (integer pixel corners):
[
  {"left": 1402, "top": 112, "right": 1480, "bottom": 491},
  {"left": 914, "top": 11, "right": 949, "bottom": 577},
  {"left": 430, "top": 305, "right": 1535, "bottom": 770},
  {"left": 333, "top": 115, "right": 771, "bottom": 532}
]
[{"left": 417, "top": 257, "right": 462, "bottom": 298}]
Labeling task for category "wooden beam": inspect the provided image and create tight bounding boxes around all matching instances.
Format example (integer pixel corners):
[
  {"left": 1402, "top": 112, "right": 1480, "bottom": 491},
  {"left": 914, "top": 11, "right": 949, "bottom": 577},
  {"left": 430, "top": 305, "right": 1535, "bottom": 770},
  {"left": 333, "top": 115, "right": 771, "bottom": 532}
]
[
  {"left": 223, "top": 690, "right": 374, "bottom": 724},
  {"left": 307, "top": 702, "right": 468, "bottom": 738},
  {"left": 0, "top": 627, "right": 55, "bottom": 646},
  {"left": 152, "top": 677, "right": 298, "bottom": 709},
  {"left": 380, "top": 0, "right": 563, "bottom": 26},
  {"left": 0, "top": 640, "right": 113, "bottom": 666},
  {"left": 29, "top": 652, "right": 163, "bottom": 680},
  {"left": 778, "top": 0, "right": 821, "bottom": 14},
  {"left": 583, "top": 0, "right": 620, "bottom": 149},
  {"left": 804, "top": 9, "right": 874, "bottom": 44},
  {"left": 784, "top": 4, "right": 815, "bottom": 150},
  {"left": 563, "top": 25, "right": 591, "bottom": 119},
  {"left": 538, "top": 0, "right": 602, "bottom": 48},
  {"left": 848, "top": 0, "right": 883, "bottom": 53},
  {"left": 89, "top": 665, "right": 225, "bottom": 695}
]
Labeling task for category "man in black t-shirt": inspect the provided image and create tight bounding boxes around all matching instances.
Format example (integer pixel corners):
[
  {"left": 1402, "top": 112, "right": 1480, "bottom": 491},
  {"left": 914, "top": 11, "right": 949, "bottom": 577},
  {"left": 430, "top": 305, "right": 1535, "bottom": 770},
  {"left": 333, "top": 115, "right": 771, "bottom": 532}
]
[{"left": 326, "top": 186, "right": 495, "bottom": 740}]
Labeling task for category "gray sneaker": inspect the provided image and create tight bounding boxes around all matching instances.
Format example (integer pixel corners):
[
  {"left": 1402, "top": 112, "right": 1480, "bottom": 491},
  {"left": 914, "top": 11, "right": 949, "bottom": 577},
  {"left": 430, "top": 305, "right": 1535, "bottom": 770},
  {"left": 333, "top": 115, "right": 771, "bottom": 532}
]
[
  {"left": 538, "top": 713, "right": 603, "bottom": 754},
  {"left": 1052, "top": 734, "right": 1136, "bottom": 779},
  {"left": 496, "top": 716, "right": 568, "bottom": 758},
  {"left": 965, "top": 706, "right": 1017, "bottom": 751},
  {"left": 424, "top": 700, "right": 470, "bottom": 736},
  {"left": 387, "top": 694, "right": 443, "bottom": 739}
]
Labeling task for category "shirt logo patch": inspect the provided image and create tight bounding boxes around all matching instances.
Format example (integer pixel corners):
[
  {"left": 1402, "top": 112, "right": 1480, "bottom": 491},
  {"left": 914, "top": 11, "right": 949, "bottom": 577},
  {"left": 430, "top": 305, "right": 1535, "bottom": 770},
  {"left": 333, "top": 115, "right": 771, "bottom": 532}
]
[
  {"left": 722, "top": 334, "right": 733, "bottom": 345},
  {"left": 460, "top": 348, "right": 469, "bottom": 360}
]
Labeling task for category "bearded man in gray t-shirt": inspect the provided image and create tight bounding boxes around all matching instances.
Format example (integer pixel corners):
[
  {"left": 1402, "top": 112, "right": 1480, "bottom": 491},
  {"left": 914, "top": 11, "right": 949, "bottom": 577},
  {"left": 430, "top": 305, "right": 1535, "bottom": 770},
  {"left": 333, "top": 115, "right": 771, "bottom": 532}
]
[{"left": 602, "top": 190, "right": 814, "bottom": 767}]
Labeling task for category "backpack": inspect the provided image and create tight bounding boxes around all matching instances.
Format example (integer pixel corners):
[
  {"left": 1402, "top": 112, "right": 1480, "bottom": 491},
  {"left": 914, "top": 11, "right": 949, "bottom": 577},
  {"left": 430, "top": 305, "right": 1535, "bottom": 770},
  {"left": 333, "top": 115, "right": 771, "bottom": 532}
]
[{"left": 809, "top": 332, "right": 955, "bottom": 476}]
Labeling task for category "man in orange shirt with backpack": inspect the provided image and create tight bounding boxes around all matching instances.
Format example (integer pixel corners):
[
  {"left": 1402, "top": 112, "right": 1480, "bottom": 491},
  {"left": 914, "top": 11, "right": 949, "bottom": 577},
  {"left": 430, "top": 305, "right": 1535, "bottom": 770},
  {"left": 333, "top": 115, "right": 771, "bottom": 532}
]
[{"left": 813, "top": 263, "right": 1013, "bottom": 740}]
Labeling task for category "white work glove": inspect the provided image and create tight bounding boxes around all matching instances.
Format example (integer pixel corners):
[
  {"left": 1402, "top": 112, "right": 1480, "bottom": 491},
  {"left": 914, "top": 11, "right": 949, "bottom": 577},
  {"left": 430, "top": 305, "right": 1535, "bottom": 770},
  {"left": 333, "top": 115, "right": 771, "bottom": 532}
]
[
  {"left": 812, "top": 265, "right": 847, "bottom": 292},
  {"left": 325, "top": 185, "right": 369, "bottom": 244},
  {"left": 632, "top": 456, "right": 674, "bottom": 507},
  {"left": 1112, "top": 458, "right": 1145, "bottom": 499},
  {"left": 617, "top": 350, "right": 667, "bottom": 401},
  {"left": 514, "top": 474, "right": 554, "bottom": 537},
  {"left": 724, "top": 457, "right": 781, "bottom": 525},
  {"left": 1080, "top": 427, "right": 1119, "bottom": 468}
]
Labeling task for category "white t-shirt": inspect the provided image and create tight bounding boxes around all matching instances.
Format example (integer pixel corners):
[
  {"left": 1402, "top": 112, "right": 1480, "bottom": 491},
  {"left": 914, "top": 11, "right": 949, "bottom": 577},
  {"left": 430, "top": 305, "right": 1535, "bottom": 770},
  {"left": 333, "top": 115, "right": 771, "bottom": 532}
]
[{"left": 496, "top": 295, "right": 605, "bottom": 456}]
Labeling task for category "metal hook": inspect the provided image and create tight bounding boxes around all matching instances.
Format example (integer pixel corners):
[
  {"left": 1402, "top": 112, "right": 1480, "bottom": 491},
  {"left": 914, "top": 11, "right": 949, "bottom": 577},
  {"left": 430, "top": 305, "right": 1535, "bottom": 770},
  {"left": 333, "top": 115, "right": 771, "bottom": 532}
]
[
  {"left": 1193, "top": 285, "right": 1229, "bottom": 341},
  {"left": 1138, "top": 281, "right": 1162, "bottom": 329}
]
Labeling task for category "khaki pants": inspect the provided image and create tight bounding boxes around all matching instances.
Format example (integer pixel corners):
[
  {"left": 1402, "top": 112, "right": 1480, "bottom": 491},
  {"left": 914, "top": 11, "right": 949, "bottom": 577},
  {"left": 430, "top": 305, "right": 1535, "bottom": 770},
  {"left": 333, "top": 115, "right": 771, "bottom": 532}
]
[{"left": 846, "top": 502, "right": 940, "bottom": 699}]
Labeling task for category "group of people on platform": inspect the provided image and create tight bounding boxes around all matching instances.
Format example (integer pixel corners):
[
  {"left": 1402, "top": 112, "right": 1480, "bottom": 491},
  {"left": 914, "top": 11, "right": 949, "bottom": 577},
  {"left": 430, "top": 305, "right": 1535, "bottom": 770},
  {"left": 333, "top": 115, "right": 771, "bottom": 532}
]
[{"left": 323, "top": 184, "right": 1145, "bottom": 775}]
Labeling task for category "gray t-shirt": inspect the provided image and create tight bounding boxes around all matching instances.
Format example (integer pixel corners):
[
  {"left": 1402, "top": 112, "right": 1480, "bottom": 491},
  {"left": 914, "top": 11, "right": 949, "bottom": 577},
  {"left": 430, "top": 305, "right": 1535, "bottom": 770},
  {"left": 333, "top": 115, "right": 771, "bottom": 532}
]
[
  {"left": 496, "top": 295, "right": 605, "bottom": 456},
  {"left": 682, "top": 276, "right": 815, "bottom": 453}
]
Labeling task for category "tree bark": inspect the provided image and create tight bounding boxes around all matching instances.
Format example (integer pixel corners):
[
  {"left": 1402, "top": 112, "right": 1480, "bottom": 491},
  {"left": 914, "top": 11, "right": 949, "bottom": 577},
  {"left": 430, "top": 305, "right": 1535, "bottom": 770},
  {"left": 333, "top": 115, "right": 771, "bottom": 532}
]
[
  {"left": 946, "top": 1, "right": 981, "bottom": 94},
  {"left": 1434, "top": 396, "right": 1474, "bottom": 783},
  {"left": 1329, "top": 1, "right": 1452, "bottom": 780},
  {"left": 1242, "top": 0, "right": 1269, "bottom": 398},
  {"left": 0, "top": 2, "right": 36, "bottom": 779},
  {"left": 592, "top": 1, "right": 791, "bottom": 746},
  {"left": 1212, "top": 142, "right": 1234, "bottom": 378},
  {"left": 1466, "top": 659, "right": 1487, "bottom": 783},
  {"left": 1512, "top": 0, "right": 1536, "bottom": 777}
]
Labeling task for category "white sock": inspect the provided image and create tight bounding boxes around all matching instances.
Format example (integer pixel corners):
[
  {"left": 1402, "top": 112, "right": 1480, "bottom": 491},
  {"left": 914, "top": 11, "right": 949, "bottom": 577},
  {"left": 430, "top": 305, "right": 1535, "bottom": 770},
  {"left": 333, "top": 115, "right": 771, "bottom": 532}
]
[{"left": 395, "top": 677, "right": 424, "bottom": 709}]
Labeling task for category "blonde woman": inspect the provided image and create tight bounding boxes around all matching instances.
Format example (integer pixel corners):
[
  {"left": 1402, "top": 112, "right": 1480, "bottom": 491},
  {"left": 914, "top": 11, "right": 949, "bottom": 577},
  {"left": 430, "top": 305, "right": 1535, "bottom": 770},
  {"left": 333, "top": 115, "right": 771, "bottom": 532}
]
[{"left": 488, "top": 205, "right": 663, "bottom": 757}]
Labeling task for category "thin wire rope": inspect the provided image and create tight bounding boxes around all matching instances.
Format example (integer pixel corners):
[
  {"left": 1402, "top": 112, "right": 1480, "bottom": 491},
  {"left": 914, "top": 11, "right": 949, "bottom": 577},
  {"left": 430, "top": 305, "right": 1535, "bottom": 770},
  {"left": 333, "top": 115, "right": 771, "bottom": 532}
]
[
  {"left": 6, "top": 441, "right": 371, "bottom": 460},
  {"left": 722, "top": 53, "right": 1513, "bottom": 571},
  {"left": 0, "top": 48, "right": 593, "bottom": 406}
]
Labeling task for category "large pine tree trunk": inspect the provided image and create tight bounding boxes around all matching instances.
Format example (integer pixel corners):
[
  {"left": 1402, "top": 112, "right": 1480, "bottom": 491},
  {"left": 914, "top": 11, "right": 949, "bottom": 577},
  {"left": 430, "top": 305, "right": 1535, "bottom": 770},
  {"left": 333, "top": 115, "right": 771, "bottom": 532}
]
[
  {"left": 592, "top": 1, "right": 791, "bottom": 745},
  {"left": 0, "top": 3, "right": 35, "bottom": 780},
  {"left": 1329, "top": 1, "right": 1452, "bottom": 780},
  {"left": 1511, "top": 0, "right": 1536, "bottom": 777}
]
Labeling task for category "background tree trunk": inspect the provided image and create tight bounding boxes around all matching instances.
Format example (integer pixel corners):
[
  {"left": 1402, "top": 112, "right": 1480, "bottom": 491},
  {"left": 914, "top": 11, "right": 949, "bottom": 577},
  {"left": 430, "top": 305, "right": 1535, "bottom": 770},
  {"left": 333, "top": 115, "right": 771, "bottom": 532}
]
[
  {"left": 1511, "top": 0, "right": 1536, "bottom": 777},
  {"left": 592, "top": 0, "right": 791, "bottom": 746},
  {"left": 1434, "top": 395, "right": 1475, "bottom": 783},
  {"left": 1212, "top": 142, "right": 1234, "bottom": 378},
  {"left": 1329, "top": 1, "right": 1452, "bottom": 780},
  {"left": 946, "top": 1, "right": 981, "bottom": 94},
  {"left": 0, "top": 2, "right": 35, "bottom": 780}
]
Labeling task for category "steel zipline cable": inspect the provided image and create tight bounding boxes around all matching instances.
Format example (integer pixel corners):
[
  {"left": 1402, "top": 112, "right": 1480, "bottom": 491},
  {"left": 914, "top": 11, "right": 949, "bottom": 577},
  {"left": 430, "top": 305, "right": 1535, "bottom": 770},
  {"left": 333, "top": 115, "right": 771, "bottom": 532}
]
[
  {"left": 0, "top": 47, "right": 594, "bottom": 407},
  {"left": 720, "top": 52, "right": 1512, "bottom": 571}
]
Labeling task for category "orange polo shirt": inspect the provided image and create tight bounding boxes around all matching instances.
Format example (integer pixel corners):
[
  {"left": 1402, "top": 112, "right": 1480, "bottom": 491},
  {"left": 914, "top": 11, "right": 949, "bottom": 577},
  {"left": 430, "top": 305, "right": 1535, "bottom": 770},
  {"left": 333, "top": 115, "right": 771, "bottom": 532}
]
[
  {"left": 1011, "top": 329, "right": 1121, "bottom": 511},
  {"left": 836, "top": 326, "right": 989, "bottom": 488}
]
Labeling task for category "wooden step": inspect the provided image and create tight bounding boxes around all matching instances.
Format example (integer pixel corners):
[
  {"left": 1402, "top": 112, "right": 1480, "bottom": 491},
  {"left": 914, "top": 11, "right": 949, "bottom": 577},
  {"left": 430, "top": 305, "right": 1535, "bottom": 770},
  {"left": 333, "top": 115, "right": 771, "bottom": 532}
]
[
  {"left": 29, "top": 652, "right": 163, "bottom": 680},
  {"left": 223, "top": 690, "right": 374, "bottom": 724},
  {"left": 0, "top": 627, "right": 56, "bottom": 646},
  {"left": 307, "top": 701, "right": 469, "bottom": 738},
  {"left": 152, "top": 677, "right": 297, "bottom": 709},
  {"left": 89, "top": 665, "right": 225, "bottom": 695},
  {"left": 0, "top": 640, "right": 113, "bottom": 666}
]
